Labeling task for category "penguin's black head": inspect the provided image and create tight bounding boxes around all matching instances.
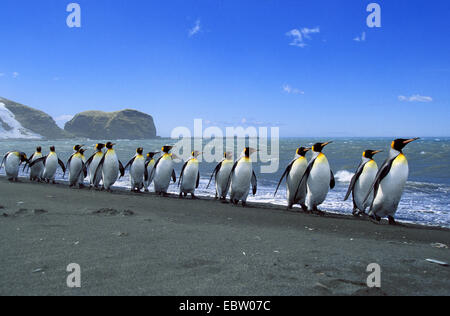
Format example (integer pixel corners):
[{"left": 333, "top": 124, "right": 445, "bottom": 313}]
[
  {"left": 50, "top": 146, "right": 55, "bottom": 152},
  {"left": 137, "top": 147, "right": 144, "bottom": 155},
  {"left": 312, "top": 141, "right": 332, "bottom": 153},
  {"left": 296, "top": 147, "right": 310, "bottom": 157},
  {"left": 244, "top": 147, "right": 258, "bottom": 158},
  {"left": 161, "top": 146, "right": 173, "bottom": 153},
  {"left": 36, "top": 146, "right": 42, "bottom": 153},
  {"left": 363, "top": 150, "right": 383, "bottom": 159},
  {"left": 96, "top": 143, "right": 105, "bottom": 151},
  {"left": 391, "top": 138, "right": 420, "bottom": 152},
  {"left": 106, "top": 142, "right": 115, "bottom": 149},
  {"left": 73, "top": 145, "right": 83, "bottom": 152},
  {"left": 146, "top": 152, "right": 159, "bottom": 159},
  {"left": 19, "top": 152, "right": 28, "bottom": 162},
  {"left": 224, "top": 152, "right": 233, "bottom": 160}
]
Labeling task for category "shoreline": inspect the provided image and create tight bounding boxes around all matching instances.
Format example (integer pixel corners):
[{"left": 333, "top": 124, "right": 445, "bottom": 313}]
[{"left": 0, "top": 176, "right": 449, "bottom": 295}]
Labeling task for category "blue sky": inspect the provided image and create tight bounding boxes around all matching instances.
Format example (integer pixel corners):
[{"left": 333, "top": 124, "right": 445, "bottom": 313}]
[{"left": 0, "top": 0, "right": 449, "bottom": 137}]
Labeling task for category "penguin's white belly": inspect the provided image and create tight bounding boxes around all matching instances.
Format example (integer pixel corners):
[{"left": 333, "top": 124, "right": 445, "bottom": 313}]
[
  {"left": 102, "top": 153, "right": 119, "bottom": 189},
  {"left": 130, "top": 158, "right": 145, "bottom": 188},
  {"left": 30, "top": 154, "right": 44, "bottom": 179},
  {"left": 216, "top": 162, "right": 233, "bottom": 197},
  {"left": 145, "top": 161, "right": 155, "bottom": 189},
  {"left": 286, "top": 158, "right": 308, "bottom": 204},
  {"left": 5, "top": 154, "right": 20, "bottom": 178},
  {"left": 154, "top": 158, "right": 173, "bottom": 192},
  {"left": 89, "top": 155, "right": 103, "bottom": 186},
  {"left": 372, "top": 158, "right": 409, "bottom": 217},
  {"left": 306, "top": 158, "right": 330, "bottom": 209},
  {"left": 231, "top": 161, "right": 252, "bottom": 201},
  {"left": 354, "top": 163, "right": 378, "bottom": 211},
  {"left": 43, "top": 155, "right": 58, "bottom": 179},
  {"left": 181, "top": 162, "right": 199, "bottom": 193},
  {"left": 69, "top": 157, "right": 83, "bottom": 186}
]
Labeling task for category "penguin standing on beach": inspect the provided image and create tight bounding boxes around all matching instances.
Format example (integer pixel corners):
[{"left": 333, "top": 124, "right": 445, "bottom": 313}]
[
  {"left": 150, "top": 146, "right": 177, "bottom": 196},
  {"left": 124, "top": 147, "right": 147, "bottom": 192},
  {"left": 144, "top": 152, "right": 159, "bottom": 192},
  {"left": 67, "top": 145, "right": 88, "bottom": 188},
  {"left": 296, "top": 142, "right": 335, "bottom": 214},
  {"left": 94, "top": 142, "right": 125, "bottom": 192},
  {"left": 207, "top": 152, "right": 234, "bottom": 201},
  {"left": 179, "top": 151, "right": 202, "bottom": 199},
  {"left": 1, "top": 151, "right": 29, "bottom": 181},
  {"left": 30, "top": 146, "right": 66, "bottom": 184},
  {"left": 365, "top": 138, "right": 420, "bottom": 225},
  {"left": 344, "top": 150, "right": 382, "bottom": 216},
  {"left": 274, "top": 147, "right": 310, "bottom": 210},
  {"left": 85, "top": 143, "right": 105, "bottom": 189},
  {"left": 229, "top": 147, "right": 258, "bottom": 207},
  {"left": 27, "top": 146, "right": 44, "bottom": 181}
]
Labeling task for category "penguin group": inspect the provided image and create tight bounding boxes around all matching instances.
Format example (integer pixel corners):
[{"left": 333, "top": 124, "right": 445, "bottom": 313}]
[{"left": 0, "top": 138, "right": 419, "bottom": 225}]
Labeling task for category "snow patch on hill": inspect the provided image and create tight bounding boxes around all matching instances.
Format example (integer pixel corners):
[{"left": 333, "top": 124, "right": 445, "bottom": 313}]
[{"left": 0, "top": 102, "right": 43, "bottom": 139}]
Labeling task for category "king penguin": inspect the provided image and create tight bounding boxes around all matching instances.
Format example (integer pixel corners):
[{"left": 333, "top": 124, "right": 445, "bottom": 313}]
[
  {"left": 179, "top": 151, "right": 202, "bottom": 199},
  {"left": 229, "top": 147, "right": 258, "bottom": 207},
  {"left": 86, "top": 143, "right": 105, "bottom": 189},
  {"left": 94, "top": 142, "right": 125, "bottom": 192},
  {"left": 207, "top": 152, "right": 234, "bottom": 201},
  {"left": 27, "top": 146, "right": 44, "bottom": 181},
  {"left": 144, "top": 152, "right": 160, "bottom": 192},
  {"left": 274, "top": 147, "right": 311, "bottom": 210},
  {"left": 150, "top": 146, "right": 177, "bottom": 196},
  {"left": 30, "top": 146, "right": 66, "bottom": 184},
  {"left": 296, "top": 142, "right": 335, "bottom": 214},
  {"left": 365, "top": 138, "right": 420, "bottom": 225},
  {"left": 344, "top": 150, "right": 382, "bottom": 216},
  {"left": 1, "top": 151, "right": 28, "bottom": 181},
  {"left": 67, "top": 145, "right": 88, "bottom": 188},
  {"left": 124, "top": 147, "right": 147, "bottom": 192}
]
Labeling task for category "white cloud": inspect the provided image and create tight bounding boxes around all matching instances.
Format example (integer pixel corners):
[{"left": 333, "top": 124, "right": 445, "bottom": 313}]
[
  {"left": 286, "top": 27, "right": 320, "bottom": 47},
  {"left": 54, "top": 114, "right": 74, "bottom": 128},
  {"left": 398, "top": 94, "right": 433, "bottom": 103},
  {"left": 354, "top": 31, "right": 366, "bottom": 42},
  {"left": 188, "top": 19, "right": 201, "bottom": 37},
  {"left": 283, "top": 84, "right": 305, "bottom": 95},
  {"left": 12, "top": 72, "right": 19, "bottom": 78}
]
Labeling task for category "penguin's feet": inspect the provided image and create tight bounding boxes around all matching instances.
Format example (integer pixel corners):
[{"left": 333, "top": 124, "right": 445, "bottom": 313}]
[
  {"left": 388, "top": 216, "right": 402, "bottom": 226},
  {"left": 162, "top": 193, "right": 169, "bottom": 197},
  {"left": 242, "top": 201, "right": 247, "bottom": 207},
  {"left": 8, "top": 178, "right": 14, "bottom": 182},
  {"left": 369, "top": 214, "right": 381, "bottom": 224},
  {"left": 191, "top": 194, "right": 196, "bottom": 200},
  {"left": 144, "top": 189, "right": 149, "bottom": 193},
  {"left": 179, "top": 193, "right": 183, "bottom": 198}
]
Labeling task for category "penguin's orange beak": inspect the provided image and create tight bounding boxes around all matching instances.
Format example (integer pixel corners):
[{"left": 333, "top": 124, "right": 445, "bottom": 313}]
[
  {"left": 372, "top": 150, "right": 383, "bottom": 155},
  {"left": 322, "top": 141, "right": 333, "bottom": 147},
  {"left": 403, "top": 138, "right": 420, "bottom": 145}
]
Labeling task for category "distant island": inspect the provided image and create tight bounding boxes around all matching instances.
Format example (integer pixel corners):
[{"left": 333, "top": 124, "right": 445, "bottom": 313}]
[{"left": 0, "top": 97, "right": 158, "bottom": 140}]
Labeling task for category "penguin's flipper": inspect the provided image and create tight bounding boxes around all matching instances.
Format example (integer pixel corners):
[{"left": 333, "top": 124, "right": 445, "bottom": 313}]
[
  {"left": 66, "top": 154, "right": 74, "bottom": 170},
  {"left": 172, "top": 170, "right": 177, "bottom": 183},
  {"left": 251, "top": 171, "right": 257, "bottom": 195},
  {"left": 226, "top": 158, "right": 241, "bottom": 190},
  {"left": 58, "top": 159, "right": 67, "bottom": 176},
  {"left": 144, "top": 165, "right": 149, "bottom": 182},
  {"left": 206, "top": 161, "right": 223, "bottom": 189},
  {"left": 93, "top": 154, "right": 105, "bottom": 181},
  {"left": 82, "top": 161, "right": 88, "bottom": 178},
  {"left": 294, "top": 158, "right": 317, "bottom": 201},
  {"left": 344, "top": 162, "right": 365, "bottom": 201},
  {"left": 119, "top": 161, "right": 125, "bottom": 177},
  {"left": 274, "top": 159, "right": 295, "bottom": 196},
  {"left": 149, "top": 156, "right": 163, "bottom": 182},
  {"left": 196, "top": 171, "right": 200, "bottom": 189},
  {"left": 364, "top": 157, "right": 395, "bottom": 205},
  {"left": 28, "top": 156, "right": 46, "bottom": 167},
  {"left": 178, "top": 160, "right": 189, "bottom": 186},
  {"left": 124, "top": 157, "right": 136, "bottom": 171},
  {"left": 23, "top": 153, "right": 34, "bottom": 172},
  {"left": 330, "top": 170, "right": 335, "bottom": 189},
  {"left": 0, "top": 152, "right": 11, "bottom": 170},
  {"left": 85, "top": 153, "right": 96, "bottom": 168}
]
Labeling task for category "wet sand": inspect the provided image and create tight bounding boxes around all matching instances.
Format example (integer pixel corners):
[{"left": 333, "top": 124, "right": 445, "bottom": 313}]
[{"left": 0, "top": 176, "right": 449, "bottom": 296}]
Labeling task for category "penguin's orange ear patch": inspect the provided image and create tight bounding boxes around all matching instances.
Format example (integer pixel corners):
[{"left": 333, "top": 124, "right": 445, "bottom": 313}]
[{"left": 391, "top": 141, "right": 395, "bottom": 149}]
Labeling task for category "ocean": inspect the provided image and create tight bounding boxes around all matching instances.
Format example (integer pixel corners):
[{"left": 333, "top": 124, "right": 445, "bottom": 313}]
[{"left": 1, "top": 137, "right": 449, "bottom": 228}]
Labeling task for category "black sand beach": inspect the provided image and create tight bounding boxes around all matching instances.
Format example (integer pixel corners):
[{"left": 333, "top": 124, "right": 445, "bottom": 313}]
[{"left": 0, "top": 176, "right": 449, "bottom": 296}]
